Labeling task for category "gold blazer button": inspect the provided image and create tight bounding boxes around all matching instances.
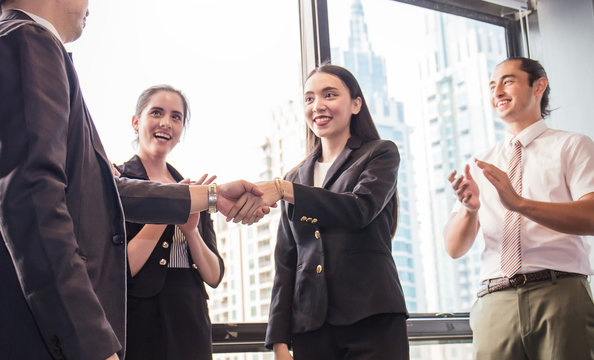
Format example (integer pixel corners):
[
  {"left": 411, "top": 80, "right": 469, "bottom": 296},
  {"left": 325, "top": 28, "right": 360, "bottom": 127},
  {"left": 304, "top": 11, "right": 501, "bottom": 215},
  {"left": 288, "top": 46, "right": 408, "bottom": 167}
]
[
  {"left": 159, "top": 259, "right": 167, "bottom": 266},
  {"left": 314, "top": 230, "right": 321, "bottom": 239},
  {"left": 316, "top": 265, "right": 323, "bottom": 274}
]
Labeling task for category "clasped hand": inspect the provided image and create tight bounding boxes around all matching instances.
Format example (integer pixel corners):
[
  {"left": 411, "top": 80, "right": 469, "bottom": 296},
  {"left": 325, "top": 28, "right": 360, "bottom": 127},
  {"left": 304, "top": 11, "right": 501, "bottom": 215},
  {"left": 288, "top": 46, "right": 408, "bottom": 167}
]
[
  {"left": 184, "top": 177, "right": 284, "bottom": 225},
  {"left": 216, "top": 180, "right": 277, "bottom": 225},
  {"left": 217, "top": 179, "right": 287, "bottom": 225}
]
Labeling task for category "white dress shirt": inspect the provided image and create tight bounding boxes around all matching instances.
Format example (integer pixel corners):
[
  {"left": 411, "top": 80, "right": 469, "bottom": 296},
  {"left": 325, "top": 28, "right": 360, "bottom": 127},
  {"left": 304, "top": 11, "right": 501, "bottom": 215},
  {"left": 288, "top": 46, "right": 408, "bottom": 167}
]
[
  {"left": 456, "top": 120, "right": 594, "bottom": 280},
  {"left": 313, "top": 159, "right": 334, "bottom": 188}
]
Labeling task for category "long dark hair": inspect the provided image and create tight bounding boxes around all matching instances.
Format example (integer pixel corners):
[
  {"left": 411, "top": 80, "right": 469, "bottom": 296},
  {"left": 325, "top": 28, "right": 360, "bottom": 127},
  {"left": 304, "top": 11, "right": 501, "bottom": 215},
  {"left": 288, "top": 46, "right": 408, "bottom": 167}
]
[
  {"left": 501, "top": 57, "right": 551, "bottom": 118},
  {"left": 303, "top": 64, "right": 398, "bottom": 236}
]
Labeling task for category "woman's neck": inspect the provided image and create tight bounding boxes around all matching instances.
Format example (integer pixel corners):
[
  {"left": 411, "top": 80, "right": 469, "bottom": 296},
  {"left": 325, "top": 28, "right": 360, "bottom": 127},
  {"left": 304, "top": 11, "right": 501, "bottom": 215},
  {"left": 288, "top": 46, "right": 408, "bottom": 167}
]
[
  {"left": 137, "top": 152, "right": 172, "bottom": 182},
  {"left": 320, "top": 133, "right": 350, "bottom": 163}
]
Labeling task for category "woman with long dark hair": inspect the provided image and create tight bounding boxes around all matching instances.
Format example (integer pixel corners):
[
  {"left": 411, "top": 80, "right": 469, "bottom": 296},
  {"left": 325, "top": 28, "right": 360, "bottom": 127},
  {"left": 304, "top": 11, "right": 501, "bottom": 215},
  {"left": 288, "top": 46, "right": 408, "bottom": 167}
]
[{"left": 261, "top": 64, "right": 409, "bottom": 359}]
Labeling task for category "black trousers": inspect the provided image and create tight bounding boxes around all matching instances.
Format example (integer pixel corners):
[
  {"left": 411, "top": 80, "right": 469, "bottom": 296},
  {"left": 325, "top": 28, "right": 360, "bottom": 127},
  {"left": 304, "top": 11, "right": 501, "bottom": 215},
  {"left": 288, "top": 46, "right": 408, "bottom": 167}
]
[
  {"left": 292, "top": 313, "right": 409, "bottom": 360},
  {"left": 126, "top": 269, "right": 212, "bottom": 360}
]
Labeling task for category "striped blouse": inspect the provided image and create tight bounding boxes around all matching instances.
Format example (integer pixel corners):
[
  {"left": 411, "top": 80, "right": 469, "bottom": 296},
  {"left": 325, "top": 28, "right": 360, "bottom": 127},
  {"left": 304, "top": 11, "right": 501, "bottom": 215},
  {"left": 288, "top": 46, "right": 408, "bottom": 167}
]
[{"left": 169, "top": 226, "right": 190, "bottom": 268}]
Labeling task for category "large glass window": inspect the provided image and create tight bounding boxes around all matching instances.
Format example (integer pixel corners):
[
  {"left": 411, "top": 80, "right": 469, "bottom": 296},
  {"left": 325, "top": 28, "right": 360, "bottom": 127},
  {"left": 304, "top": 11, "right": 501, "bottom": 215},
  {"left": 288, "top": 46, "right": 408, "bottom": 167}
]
[
  {"left": 69, "top": 2, "right": 301, "bottom": 360},
  {"left": 70, "top": 0, "right": 301, "bottom": 181},
  {"left": 327, "top": 0, "right": 507, "bottom": 319}
]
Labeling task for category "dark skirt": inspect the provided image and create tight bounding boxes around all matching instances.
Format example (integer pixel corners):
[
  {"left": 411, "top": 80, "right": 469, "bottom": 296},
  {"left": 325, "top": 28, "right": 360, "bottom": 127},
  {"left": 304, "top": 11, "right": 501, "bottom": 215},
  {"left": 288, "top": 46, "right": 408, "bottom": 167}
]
[{"left": 126, "top": 268, "right": 212, "bottom": 360}]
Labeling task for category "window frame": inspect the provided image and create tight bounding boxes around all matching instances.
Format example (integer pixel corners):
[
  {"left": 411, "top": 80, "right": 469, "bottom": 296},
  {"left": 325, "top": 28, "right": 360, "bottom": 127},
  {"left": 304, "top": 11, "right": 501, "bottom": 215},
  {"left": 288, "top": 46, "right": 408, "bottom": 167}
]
[
  {"left": 212, "top": 312, "right": 471, "bottom": 353},
  {"left": 298, "top": 0, "right": 528, "bottom": 83}
]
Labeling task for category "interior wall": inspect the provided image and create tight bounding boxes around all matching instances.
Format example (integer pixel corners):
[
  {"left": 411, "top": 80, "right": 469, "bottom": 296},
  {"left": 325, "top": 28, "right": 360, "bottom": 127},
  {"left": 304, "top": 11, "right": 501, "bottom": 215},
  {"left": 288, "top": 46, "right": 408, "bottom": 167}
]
[{"left": 529, "top": 0, "right": 594, "bottom": 137}]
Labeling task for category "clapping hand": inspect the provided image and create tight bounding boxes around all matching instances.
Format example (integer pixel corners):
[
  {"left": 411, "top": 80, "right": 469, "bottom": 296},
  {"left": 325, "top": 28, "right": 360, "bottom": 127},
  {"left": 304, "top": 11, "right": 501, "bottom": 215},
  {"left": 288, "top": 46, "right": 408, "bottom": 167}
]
[
  {"left": 448, "top": 164, "right": 480, "bottom": 211},
  {"left": 474, "top": 159, "right": 522, "bottom": 211},
  {"left": 179, "top": 174, "right": 217, "bottom": 235}
]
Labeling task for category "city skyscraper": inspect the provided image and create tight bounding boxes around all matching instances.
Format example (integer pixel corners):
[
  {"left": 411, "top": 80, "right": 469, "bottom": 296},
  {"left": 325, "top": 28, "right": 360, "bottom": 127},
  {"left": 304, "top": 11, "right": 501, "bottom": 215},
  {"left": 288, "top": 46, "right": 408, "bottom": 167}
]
[
  {"left": 331, "top": 0, "right": 425, "bottom": 312},
  {"left": 210, "top": 99, "right": 305, "bottom": 360},
  {"left": 417, "top": 11, "right": 507, "bottom": 312}
]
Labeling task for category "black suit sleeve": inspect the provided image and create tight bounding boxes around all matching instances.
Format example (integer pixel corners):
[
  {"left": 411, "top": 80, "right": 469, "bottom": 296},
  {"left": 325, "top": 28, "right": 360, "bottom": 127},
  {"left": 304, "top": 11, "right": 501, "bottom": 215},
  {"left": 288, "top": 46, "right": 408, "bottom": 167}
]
[
  {"left": 290, "top": 141, "right": 399, "bottom": 229},
  {"left": 0, "top": 24, "right": 120, "bottom": 359},
  {"left": 116, "top": 177, "right": 190, "bottom": 225},
  {"left": 265, "top": 201, "right": 298, "bottom": 348}
]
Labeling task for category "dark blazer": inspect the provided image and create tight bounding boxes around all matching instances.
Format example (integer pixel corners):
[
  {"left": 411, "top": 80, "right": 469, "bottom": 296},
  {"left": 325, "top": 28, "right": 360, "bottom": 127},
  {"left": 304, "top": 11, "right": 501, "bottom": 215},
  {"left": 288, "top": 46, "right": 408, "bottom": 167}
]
[
  {"left": 0, "top": 10, "right": 190, "bottom": 360},
  {"left": 265, "top": 137, "right": 408, "bottom": 348},
  {"left": 117, "top": 155, "right": 224, "bottom": 298}
]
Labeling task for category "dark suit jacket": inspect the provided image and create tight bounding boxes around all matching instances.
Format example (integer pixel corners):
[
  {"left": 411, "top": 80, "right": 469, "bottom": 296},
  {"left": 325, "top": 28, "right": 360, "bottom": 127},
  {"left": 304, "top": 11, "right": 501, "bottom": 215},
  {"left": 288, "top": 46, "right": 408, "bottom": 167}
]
[
  {"left": 265, "top": 137, "right": 408, "bottom": 348},
  {"left": 117, "top": 155, "right": 224, "bottom": 299},
  {"left": 0, "top": 10, "right": 190, "bottom": 360}
]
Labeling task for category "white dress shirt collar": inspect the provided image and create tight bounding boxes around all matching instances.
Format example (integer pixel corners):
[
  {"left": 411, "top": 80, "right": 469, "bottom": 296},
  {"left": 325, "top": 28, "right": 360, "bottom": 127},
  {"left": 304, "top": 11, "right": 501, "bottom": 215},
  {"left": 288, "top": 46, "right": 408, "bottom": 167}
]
[
  {"left": 505, "top": 119, "right": 548, "bottom": 148},
  {"left": 16, "top": 9, "right": 63, "bottom": 44}
]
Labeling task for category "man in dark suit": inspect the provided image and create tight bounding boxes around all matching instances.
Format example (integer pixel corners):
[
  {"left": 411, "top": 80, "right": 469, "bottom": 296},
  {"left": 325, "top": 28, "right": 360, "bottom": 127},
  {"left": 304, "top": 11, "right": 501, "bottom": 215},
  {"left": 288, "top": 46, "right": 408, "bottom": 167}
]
[{"left": 0, "top": 1, "right": 266, "bottom": 359}]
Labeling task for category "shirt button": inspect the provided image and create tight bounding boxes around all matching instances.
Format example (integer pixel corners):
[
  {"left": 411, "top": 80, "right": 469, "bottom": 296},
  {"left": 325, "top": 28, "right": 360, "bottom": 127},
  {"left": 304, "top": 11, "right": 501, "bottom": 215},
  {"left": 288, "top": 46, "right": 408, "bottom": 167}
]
[
  {"left": 316, "top": 265, "right": 323, "bottom": 274},
  {"left": 159, "top": 259, "right": 167, "bottom": 266},
  {"left": 112, "top": 234, "right": 123, "bottom": 244},
  {"left": 314, "top": 230, "right": 320, "bottom": 239},
  {"left": 162, "top": 242, "right": 169, "bottom": 248}
]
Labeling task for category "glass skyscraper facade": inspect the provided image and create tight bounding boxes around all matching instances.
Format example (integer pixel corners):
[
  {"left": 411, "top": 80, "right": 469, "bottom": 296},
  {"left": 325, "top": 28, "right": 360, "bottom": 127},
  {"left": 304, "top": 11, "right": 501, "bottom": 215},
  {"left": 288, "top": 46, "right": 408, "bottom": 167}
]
[{"left": 331, "top": 0, "right": 424, "bottom": 312}]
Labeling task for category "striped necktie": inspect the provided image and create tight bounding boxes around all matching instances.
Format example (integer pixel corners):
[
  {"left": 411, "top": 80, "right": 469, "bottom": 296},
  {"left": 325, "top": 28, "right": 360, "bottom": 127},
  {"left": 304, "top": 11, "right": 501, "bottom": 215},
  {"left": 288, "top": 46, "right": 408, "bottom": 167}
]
[{"left": 501, "top": 138, "right": 523, "bottom": 277}]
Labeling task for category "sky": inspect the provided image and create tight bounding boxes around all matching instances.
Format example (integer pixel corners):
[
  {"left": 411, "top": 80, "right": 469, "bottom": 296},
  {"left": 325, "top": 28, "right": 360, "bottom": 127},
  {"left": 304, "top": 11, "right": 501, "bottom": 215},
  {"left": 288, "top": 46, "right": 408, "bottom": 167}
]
[
  {"left": 67, "top": 0, "right": 444, "bottom": 181},
  {"left": 66, "top": 0, "right": 440, "bottom": 181},
  {"left": 68, "top": 0, "right": 302, "bottom": 182}
]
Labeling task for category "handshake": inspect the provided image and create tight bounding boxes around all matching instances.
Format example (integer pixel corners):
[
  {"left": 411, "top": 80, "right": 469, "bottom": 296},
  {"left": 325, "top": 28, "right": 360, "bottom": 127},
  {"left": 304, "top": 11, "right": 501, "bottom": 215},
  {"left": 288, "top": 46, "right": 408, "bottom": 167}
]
[{"left": 191, "top": 179, "right": 289, "bottom": 226}]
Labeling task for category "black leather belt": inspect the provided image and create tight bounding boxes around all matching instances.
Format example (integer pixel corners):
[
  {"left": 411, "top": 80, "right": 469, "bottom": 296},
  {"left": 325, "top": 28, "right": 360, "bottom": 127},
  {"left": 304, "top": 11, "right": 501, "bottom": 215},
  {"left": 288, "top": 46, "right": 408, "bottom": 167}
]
[{"left": 477, "top": 270, "right": 586, "bottom": 298}]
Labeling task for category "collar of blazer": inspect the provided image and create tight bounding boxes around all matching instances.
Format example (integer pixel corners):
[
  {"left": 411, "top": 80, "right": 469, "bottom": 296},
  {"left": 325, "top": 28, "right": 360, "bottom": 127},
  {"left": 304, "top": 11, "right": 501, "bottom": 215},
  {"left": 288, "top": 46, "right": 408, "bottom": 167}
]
[
  {"left": 0, "top": 9, "right": 31, "bottom": 22},
  {"left": 117, "top": 154, "right": 184, "bottom": 182},
  {"left": 298, "top": 135, "right": 363, "bottom": 188}
]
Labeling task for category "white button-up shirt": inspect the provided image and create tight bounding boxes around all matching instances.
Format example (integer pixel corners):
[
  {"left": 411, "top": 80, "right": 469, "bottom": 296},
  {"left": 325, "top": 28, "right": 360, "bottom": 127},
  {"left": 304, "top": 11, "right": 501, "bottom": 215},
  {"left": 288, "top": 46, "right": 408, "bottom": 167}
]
[{"left": 456, "top": 120, "right": 594, "bottom": 280}]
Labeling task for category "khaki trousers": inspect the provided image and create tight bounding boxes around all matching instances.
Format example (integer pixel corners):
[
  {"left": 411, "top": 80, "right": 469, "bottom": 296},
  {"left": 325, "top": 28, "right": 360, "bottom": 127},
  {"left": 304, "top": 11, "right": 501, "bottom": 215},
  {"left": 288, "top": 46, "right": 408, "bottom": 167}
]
[{"left": 470, "top": 276, "right": 594, "bottom": 360}]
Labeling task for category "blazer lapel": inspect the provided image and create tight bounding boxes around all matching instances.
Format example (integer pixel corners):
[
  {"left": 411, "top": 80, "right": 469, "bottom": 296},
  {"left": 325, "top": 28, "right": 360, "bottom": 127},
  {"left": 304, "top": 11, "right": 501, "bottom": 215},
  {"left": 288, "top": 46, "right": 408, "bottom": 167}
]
[
  {"left": 321, "top": 136, "right": 362, "bottom": 188},
  {"left": 321, "top": 147, "right": 352, "bottom": 189},
  {"left": 298, "top": 154, "right": 318, "bottom": 186}
]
